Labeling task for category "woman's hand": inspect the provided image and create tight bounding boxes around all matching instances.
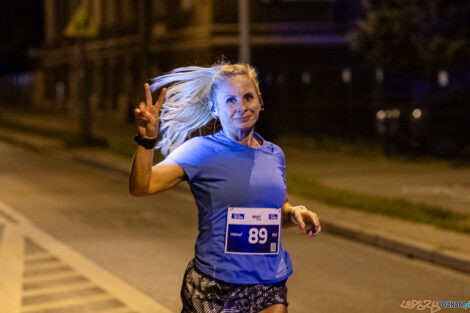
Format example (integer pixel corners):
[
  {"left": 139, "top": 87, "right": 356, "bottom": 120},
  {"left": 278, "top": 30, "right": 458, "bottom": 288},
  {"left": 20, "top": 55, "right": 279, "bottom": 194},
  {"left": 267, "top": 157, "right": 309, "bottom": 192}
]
[
  {"left": 130, "top": 83, "right": 184, "bottom": 196},
  {"left": 135, "top": 83, "right": 166, "bottom": 139},
  {"left": 290, "top": 206, "right": 321, "bottom": 237}
]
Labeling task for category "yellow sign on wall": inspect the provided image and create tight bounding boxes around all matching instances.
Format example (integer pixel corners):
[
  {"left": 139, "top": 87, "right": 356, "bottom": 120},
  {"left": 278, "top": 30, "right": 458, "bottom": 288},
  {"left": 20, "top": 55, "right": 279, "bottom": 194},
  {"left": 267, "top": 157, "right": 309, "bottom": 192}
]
[{"left": 64, "top": 0, "right": 98, "bottom": 38}]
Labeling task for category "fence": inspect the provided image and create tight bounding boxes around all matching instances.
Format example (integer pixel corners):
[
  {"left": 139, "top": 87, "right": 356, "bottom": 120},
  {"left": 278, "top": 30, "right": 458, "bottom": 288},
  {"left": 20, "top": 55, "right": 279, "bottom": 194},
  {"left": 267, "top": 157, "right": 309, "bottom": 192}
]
[{"left": 0, "top": 72, "right": 33, "bottom": 107}]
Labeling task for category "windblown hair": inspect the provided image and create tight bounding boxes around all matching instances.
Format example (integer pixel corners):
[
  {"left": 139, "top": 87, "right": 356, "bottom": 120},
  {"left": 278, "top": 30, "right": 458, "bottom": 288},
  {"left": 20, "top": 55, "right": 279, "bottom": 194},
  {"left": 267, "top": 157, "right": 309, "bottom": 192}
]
[{"left": 150, "top": 63, "right": 262, "bottom": 156}]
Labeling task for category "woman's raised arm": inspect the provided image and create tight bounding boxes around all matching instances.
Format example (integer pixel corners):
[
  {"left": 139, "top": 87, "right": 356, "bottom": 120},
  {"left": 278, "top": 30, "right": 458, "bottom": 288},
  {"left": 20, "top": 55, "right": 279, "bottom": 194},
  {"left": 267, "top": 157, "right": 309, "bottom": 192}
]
[{"left": 129, "top": 84, "right": 185, "bottom": 196}]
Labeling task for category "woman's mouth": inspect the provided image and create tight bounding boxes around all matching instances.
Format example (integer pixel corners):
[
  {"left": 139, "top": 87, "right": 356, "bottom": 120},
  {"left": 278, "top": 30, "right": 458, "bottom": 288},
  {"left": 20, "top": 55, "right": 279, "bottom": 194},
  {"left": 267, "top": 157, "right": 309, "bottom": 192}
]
[{"left": 234, "top": 115, "right": 251, "bottom": 122}]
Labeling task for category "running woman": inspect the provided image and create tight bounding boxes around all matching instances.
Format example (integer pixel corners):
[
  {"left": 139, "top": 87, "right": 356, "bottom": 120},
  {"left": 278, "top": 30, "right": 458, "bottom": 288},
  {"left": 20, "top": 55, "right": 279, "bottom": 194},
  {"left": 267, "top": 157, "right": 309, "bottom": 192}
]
[{"left": 129, "top": 63, "right": 321, "bottom": 313}]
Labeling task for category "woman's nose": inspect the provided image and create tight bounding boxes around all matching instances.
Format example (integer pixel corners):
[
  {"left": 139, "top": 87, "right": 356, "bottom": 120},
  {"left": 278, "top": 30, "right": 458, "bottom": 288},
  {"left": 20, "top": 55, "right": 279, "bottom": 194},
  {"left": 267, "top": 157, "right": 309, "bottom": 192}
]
[{"left": 236, "top": 99, "right": 248, "bottom": 112}]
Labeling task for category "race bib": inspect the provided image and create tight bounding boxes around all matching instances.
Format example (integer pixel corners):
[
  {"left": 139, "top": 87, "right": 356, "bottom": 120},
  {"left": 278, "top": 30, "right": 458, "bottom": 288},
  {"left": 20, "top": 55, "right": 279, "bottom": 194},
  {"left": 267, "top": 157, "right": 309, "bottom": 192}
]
[{"left": 225, "top": 207, "right": 281, "bottom": 255}]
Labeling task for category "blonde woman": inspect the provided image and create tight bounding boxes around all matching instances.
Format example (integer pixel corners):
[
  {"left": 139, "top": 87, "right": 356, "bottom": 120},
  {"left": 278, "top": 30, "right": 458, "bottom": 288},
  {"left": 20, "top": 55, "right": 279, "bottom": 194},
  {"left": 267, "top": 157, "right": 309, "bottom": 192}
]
[{"left": 129, "top": 63, "right": 321, "bottom": 313}]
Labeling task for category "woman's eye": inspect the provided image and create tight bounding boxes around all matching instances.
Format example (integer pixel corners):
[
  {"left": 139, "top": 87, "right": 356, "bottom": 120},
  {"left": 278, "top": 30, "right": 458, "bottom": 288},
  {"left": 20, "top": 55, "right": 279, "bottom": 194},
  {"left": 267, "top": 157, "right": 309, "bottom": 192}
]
[{"left": 244, "top": 94, "right": 253, "bottom": 100}]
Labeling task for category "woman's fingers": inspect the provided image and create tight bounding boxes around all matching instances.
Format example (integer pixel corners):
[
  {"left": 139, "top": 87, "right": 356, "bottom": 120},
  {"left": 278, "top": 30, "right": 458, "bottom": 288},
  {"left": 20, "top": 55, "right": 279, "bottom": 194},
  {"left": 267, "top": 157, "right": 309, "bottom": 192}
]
[
  {"left": 135, "top": 104, "right": 143, "bottom": 119},
  {"left": 135, "top": 102, "right": 148, "bottom": 120},
  {"left": 144, "top": 84, "right": 166, "bottom": 115},
  {"left": 312, "top": 213, "right": 321, "bottom": 236},
  {"left": 155, "top": 87, "right": 167, "bottom": 109},
  {"left": 305, "top": 212, "right": 321, "bottom": 237},
  {"left": 293, "top": 209, "right": 306, "bottom": 230},
  {"left": 298, "top": 211, "right": 321, "bottom": 238},
  {"left": 134, "top": 83, "right": 163, "bottom": 139},
  {"left": 145, "top": 83, "right": 152, "bottom": 107}
]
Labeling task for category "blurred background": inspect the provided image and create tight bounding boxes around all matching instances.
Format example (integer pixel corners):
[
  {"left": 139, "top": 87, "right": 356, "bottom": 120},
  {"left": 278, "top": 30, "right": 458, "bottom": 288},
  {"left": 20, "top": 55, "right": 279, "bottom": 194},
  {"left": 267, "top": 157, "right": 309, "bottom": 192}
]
[
  {"left": 1, "top": 2, "right": 470, "bottom": 312},
  {"left": 1, "top": 0, "right": 469, "bottom": 158}
]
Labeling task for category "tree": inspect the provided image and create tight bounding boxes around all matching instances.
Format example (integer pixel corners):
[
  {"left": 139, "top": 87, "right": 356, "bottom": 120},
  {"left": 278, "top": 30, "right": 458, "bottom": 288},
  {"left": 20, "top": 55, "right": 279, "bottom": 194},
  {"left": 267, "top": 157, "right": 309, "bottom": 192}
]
[{"left": 348, "top": 0, "right": 470, "bottom": 77}]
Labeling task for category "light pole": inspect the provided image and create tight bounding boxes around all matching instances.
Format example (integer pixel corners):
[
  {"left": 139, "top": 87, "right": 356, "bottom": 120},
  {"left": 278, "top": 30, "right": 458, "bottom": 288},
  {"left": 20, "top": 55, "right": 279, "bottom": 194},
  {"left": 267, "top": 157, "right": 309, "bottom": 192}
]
[
  {"left": 238, "top": 0, "right": 250, "bottom": 63},
  {"left": 342, "top": 67, "right": 353, "bottom": 138},
  {"left": 64, "top": 0, "right": 98, "bottom": 143}
]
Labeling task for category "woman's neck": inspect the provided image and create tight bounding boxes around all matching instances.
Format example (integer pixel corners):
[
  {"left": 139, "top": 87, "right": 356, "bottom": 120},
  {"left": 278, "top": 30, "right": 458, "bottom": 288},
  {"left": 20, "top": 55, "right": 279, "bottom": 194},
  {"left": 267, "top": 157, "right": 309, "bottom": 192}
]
[{"left": 224, "top": 128, "right": 260, "bottom": 148}]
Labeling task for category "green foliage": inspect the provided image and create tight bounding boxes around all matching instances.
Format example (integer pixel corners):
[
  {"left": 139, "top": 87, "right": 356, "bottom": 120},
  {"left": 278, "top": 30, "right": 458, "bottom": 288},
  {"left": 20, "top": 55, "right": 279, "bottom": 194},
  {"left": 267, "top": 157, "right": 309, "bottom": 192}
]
[
  {"left": 287, "top": 173, "right": 470, "bottom": 234},
  {"left": 348, "top": 0, "right": 470, "bottom": 76}
]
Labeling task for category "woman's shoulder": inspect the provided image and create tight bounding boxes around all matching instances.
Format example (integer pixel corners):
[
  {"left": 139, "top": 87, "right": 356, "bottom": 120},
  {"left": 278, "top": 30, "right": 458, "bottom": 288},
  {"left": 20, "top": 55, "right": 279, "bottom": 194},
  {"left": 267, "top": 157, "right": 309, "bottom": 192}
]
[
  {"left": 184, "top": 134, "right": 222, "bottom": 149},
  {"left": 166, "top": 134, "right": 220, "bottom": 162},
  {"left": 259, "top": 137, "right": 285, "bottom": 157}
]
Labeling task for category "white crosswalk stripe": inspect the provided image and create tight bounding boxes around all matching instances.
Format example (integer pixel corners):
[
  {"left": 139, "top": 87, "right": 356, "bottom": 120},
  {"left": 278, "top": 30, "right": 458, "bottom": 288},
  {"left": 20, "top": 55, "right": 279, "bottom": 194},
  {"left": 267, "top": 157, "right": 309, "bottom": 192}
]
[{"left": 0, "top": 200, "right": 174, "bottom": 313}]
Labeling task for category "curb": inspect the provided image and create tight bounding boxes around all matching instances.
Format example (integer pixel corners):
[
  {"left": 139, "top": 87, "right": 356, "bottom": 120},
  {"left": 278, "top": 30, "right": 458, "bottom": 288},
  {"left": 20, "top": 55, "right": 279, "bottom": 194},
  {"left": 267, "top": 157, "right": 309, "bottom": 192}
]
[
  {"left": 322, "top": 221, "right": 470, "bottom": 274},
  {"left": 2, "top": 132, "right": 470, "bottom": 275}
]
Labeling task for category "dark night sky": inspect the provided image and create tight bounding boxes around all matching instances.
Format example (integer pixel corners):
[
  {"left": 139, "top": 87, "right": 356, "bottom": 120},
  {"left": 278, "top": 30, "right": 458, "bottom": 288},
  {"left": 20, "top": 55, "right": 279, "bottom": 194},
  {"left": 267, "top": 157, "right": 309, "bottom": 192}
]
[{"left": 0, "top": 0, "right": 44, "bottom": 73}]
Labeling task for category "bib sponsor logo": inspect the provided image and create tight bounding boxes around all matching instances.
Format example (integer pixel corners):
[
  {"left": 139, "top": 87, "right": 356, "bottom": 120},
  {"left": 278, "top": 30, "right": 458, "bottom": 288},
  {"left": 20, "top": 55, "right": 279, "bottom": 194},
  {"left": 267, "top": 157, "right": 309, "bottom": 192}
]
[
  {"left": 232, "top": 213, "right": 244, "bottom": 219},
  {"left": 252, "top": 214, "right": 261, "bottom": 221}
]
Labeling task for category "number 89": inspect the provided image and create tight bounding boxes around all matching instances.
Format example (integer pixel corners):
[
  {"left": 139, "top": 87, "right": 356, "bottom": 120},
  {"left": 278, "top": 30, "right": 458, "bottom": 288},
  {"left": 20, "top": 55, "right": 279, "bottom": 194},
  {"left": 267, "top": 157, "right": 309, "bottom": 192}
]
[{"left": 248, "top": 227, "right": 268, "bottom": 244}]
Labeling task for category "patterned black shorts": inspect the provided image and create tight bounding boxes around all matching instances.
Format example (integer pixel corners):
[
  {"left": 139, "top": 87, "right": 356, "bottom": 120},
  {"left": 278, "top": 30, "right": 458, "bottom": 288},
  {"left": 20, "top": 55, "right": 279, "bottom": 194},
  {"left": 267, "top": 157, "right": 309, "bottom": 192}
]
[{"left": 180, "top": 259, "right": 288, "bottom": 313}]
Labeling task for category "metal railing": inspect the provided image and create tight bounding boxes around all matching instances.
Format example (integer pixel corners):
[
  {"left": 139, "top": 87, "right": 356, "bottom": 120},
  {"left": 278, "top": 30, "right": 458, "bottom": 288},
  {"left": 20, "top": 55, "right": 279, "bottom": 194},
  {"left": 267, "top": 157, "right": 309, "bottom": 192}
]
[{"left": 0, "top": 72, "right": 33, "bottom": 106}]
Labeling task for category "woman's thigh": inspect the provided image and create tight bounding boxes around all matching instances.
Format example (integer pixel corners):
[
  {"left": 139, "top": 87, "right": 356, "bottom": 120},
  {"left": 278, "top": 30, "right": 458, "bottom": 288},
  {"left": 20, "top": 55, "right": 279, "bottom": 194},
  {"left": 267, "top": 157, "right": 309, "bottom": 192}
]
[{"left": 259, "top": 304, "right": 288, "bottom": 313}]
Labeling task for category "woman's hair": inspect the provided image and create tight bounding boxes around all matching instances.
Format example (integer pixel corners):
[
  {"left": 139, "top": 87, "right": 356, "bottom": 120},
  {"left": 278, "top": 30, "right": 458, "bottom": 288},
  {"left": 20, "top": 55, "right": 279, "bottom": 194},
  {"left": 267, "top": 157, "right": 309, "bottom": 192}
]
[{"left": 150, "top": 62, "right": 262, "bottom": 156}]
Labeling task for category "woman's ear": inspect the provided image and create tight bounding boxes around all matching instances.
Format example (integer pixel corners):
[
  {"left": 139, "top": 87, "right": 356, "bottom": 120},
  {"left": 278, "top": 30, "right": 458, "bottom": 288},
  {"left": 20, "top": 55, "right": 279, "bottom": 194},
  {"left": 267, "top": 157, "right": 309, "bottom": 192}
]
[
  {"left": 209, "top": 100, "right": 218, "bottom": 118},
  {"left": 259, "top": 97, "right": 264, "bottom": 111}
]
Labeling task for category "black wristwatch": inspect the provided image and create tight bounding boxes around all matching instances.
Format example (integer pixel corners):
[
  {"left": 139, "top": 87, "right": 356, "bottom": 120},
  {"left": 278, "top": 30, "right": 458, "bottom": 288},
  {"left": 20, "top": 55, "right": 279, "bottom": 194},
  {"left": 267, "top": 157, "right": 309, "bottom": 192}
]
[{"left": 134, "top": 132, "right": 157, "bottom": 149}]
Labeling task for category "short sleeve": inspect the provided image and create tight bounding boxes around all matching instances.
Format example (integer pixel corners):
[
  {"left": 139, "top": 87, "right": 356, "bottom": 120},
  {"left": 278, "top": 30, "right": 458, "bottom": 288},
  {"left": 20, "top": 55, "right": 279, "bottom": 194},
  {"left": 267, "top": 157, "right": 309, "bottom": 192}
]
[
  {"left": 165, "top": 136, "right": 211, "bottom": 181},
  {"left": 279, "top": 148, "right": 287, "bottom": 184},
  {"left": 271, "top": 143, "right": 286, "bottom": 184}
]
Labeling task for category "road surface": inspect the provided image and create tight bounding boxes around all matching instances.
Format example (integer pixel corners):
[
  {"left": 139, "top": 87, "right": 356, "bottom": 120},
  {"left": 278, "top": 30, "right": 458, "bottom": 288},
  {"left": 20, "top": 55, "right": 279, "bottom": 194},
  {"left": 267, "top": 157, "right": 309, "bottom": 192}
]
[{"left": 0, "top": 141, "right": 469, "bottom": 313}]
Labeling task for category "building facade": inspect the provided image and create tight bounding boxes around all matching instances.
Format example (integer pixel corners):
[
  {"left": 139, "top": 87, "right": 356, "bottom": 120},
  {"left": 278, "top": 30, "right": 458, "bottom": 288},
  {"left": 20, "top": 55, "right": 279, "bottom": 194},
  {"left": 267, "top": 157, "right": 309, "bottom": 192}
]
[{"left": 31, "top": 0, "right": 368, "bottom": 138}]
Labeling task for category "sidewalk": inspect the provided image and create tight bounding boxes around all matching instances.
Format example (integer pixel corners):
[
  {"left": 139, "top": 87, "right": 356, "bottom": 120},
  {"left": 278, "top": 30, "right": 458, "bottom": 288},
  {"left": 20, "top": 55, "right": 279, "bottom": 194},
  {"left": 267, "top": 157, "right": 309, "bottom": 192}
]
[{"left": 1, "top": 107, "right": 470, "bottom": 274}]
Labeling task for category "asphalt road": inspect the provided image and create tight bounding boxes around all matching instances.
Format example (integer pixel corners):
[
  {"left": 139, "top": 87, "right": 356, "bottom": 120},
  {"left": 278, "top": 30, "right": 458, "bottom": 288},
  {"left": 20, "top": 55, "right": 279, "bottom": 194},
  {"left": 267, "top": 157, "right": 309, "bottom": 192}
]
[{"left": 1, "top": 141, "right": 469, "bottom": 313}]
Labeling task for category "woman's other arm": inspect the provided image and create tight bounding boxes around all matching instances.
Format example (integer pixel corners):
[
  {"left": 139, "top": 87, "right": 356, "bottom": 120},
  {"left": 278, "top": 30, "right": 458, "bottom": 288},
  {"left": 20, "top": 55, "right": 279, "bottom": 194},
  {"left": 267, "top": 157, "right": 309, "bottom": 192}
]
[{"left": 281, "top": 198, "right": 321, "bottom": 237}]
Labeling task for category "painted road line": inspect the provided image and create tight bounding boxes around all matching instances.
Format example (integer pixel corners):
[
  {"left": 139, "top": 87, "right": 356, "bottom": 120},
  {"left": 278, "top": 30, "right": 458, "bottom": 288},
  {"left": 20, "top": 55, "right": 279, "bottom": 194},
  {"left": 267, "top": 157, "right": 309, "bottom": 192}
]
[
  {"left": 0, "top": 209, "right": 17, "bottom": 223},
  {"left": 90, "top": 306, "right": 136, "bottom": 313},
  {"left": 22, "top": 298, "right": 127, "bottom": 313},
  {"left": 22, "top": 285, "right": 107, "bottom": 306},
  {"left": 21, "top": 293, "right": 114, "bottom": 312},
  {"left": 23, "top": 260, "right": 64, "bottom": 272},
  {"left": 22, "top": 281, "right": 95, "bottom": 297},
  {"left": 24, "top": 264, "right": 73, "bottom": 277},
  {"left": 23, "top": 275, "right": 90, "bottom": 292},
  {"left": 23, "top": 271, "right": 83, "bottom": 284},
  {"left": 24, "top": 251, "right": 55, "bottom": 263},
  {"left": 0, "top": 222, "right": 24, "bottom": 313},
  {"left": 0, "top": 200, "right": 174, "bottom": 313}
]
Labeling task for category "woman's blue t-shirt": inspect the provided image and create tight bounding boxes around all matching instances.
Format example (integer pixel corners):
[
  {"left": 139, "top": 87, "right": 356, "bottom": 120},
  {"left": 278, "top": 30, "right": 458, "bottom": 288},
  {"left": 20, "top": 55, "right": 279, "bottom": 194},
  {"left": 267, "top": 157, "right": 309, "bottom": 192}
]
[{"left": 166, "top": 130, "right": 293, "bottom": 284}]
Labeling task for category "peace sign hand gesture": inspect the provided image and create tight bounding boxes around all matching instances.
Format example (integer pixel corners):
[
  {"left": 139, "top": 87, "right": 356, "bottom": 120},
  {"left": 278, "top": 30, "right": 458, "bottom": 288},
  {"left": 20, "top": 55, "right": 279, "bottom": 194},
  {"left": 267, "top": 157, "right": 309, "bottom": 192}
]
[{"left": 134, "top": 83, "right": 167, "bottom": 139}]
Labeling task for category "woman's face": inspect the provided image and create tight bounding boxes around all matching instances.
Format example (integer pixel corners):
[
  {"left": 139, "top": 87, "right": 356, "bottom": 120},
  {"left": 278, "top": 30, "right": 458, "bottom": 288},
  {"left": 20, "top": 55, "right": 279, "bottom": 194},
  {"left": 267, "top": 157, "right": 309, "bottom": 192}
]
[{"left": 213, "top": 75, "right": 262, "bottom": 137}]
